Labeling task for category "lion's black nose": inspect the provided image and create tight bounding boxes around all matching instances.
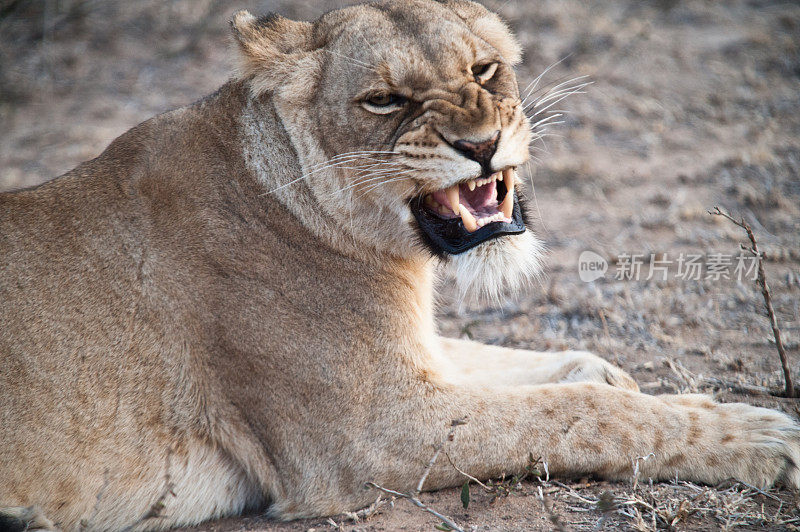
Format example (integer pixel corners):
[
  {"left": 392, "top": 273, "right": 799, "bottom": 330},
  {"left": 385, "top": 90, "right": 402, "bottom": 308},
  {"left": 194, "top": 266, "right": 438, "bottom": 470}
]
[{"left": 452, "top": 130, "right": 500, "bottom": 174}]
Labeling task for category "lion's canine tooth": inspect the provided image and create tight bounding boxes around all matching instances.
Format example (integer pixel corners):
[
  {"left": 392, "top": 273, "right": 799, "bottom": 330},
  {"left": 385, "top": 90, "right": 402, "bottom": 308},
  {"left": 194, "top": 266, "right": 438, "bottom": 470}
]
[
  {"left": 500, "top": 168, "right": 515, "bottom": 219},
  {"left": 468, "top": 179, "right": 476, "bottom": 191},
  {"left": 458, "top": 204, "right": 478, "bottom": 232},
  {"left": 445, "top": 185, "right": 460, "bottom": 216}
]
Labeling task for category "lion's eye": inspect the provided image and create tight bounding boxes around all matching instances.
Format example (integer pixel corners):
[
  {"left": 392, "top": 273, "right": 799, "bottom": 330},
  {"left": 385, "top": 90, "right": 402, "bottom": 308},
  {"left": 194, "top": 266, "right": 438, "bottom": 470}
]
[
  {"left": 362, "top": 93, "right": 407, "bottom": 115},
  {"left": 368, "top": 94, "right": 394, "bottom": 106},
  {"left": 471, "top": 62, "right": 498, "bottom": 83}
]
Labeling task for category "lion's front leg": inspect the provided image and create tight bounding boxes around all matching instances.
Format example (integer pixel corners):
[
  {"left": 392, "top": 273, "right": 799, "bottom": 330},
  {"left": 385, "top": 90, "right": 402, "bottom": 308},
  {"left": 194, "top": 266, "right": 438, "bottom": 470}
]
[
  {"left": 269, "top": 380, "right": 800, "bottom": 520},
  {"left": 438, "top": 336, "right": 638, "bottom": 390},
  {"left": 387, "top": 384, "right": 800, "bottom": 497}
]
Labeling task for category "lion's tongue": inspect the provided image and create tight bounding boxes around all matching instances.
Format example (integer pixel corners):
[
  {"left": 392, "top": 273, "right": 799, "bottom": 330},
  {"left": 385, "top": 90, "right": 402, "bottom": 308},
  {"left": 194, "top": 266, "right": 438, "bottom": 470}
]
[
  {"left": 427, "top": 169, "right": 516, "bottom": 232},
  {"left": 432, "top": 180, "right": 496, "bottom": 217}
]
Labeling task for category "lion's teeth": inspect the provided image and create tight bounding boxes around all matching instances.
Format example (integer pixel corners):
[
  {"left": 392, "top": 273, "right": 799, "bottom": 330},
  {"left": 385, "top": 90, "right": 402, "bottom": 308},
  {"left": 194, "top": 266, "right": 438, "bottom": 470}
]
[
  {"left": 445, "top": 185, "right": 460, "bottom": 216},
  {"left": 500, "top": 168, "right": 515, "bottom": 219},
  {"left": 458, "top": 204, "right": 478, "bottom": 232},
  {"left": 468, "top": 179, "right": 476, "bottom": 191}
]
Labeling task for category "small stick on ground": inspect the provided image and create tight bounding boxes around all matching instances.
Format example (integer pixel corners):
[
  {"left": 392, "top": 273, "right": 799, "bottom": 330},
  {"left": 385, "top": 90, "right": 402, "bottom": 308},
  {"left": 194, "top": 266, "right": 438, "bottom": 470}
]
[
  {"left": 79, "top": 468, "right": 110, "bottom": 531},
  {"left": 120, "top": 448, "right": 176, "bottom": 532},
  {"left": 709, "top": 206, "right": 795, "bottom": 398},
  {"left": 416, "top": 419, "right": 465, "bottom": 495},
  {"left": 366, "top": 483, "right": 466, "bottom": 532},
  {"left": 537, "top": 485, "right": 570, "bottom": 531},
  {"left": 366, "top": 417, "right": 468, "bottom": 532},
  {"left": 446, "top": 452, "right": 542, "bottom": 503},
  {"left": 342, "top": 495, "right": 394, "bottom": 522}
]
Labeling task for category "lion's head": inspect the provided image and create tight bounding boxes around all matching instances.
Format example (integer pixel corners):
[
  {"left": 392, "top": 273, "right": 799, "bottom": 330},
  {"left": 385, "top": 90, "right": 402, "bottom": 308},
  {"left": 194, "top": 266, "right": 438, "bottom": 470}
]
[{"left": 232, "top": 0, "right": 542, "bottom": 301}]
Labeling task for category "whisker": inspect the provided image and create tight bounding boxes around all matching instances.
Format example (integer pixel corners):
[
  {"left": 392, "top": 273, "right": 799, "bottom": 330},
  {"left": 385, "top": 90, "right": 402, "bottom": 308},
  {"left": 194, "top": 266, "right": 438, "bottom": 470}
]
[
  {"left": 530, "top": 120, "right": 565, "bottom": 132},
  {"left": 533, "top": 132, "right": 565, "bottom": 139},
  {"left": 523, "top": 161, "right": 549, "bottom": 237},
  {"left": 355, "top": 169, "right": 418, "bottom": 185},
  {"left": 356, "top": 173, "right": 418, "bottom": 198},
  {"left": 305, "top": 151, "right": 400, "bottom": 169},
  {"left": 525, "top": 82, "right": 591, "bottom": 114},
  {"left": 522, "top": 72, "right": 578, "bottom": 105},
  {"left": 344, "top": 170, "right": 413, "bottom": 187},
  {"left": 332, "top": 169, "right": 419, "bottom": 196},
  {"left": 261, "top": 150, "right": 406, "bottom": 196},
  {"left": 529, "top": 113, "right": 563, "bottom": 130},
  {"left": 522, "top": 75, "right": 588, "bottom": 111},
  {"left": 262, "top": 156, "right": 403, "bottom": 195},
  {"left": 530, "top": 84, "right": 591, "bottom": 110},
  {"left": 527, "top": 90, "right": 588, "bottom": 119},
  {"left": 324, "top": 49, "right": 380, "bottom": 74},
  {"left": 532, "top": 133, "right": 549, "bottom": 152},
  {"left": 524, "top": 78, "right": 590, "bottom": 110},
  {"left": 519, "top": 54, "right": 574, "bottom": 104}
]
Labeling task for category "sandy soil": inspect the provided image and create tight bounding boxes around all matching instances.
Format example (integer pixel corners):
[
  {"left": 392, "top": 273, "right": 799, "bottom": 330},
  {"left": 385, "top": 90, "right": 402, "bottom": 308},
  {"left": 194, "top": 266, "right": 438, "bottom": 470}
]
[{"left": 2, "top": 0, "right": 800, "bottom": 530}]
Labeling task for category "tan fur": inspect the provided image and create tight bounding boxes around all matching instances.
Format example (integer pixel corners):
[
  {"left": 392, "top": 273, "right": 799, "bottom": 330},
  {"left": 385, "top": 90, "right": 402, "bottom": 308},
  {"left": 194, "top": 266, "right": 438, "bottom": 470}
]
[{"left": 1, "top": 1, "right": 799, "bottom": 530}]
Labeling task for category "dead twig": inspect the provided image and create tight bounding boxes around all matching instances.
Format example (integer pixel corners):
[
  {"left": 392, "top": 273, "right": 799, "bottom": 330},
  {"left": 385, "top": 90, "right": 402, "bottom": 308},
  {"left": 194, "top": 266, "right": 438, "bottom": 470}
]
[
  {"left": 366, "top": 418, "right": 468, "bottom": 532},
  {"left": 444, "top": 454, "right": 492, "bottom": 492},
  {"left": 446, "top": 452, "right": 542, "bottom": 504},
  {"left": 416, "top": 418, "right": 467, "bottom": 495},
  {"left": 537, "top": 485, "right": 570, "bottom": 531},
  {"left": 341, "top": 495, "right": 394, "bottom": 522},
  {"left": 365, "top": 483, "right": 465, "bottom": 532},
  {"left": 120, "top": 448, "right": 176, "bottom": 532},
  {"left": 709, "top": 206, "right": 795, "bottom": 398},
  {"left": 79, "top": 468, "right": 110, "bottom": 531}
]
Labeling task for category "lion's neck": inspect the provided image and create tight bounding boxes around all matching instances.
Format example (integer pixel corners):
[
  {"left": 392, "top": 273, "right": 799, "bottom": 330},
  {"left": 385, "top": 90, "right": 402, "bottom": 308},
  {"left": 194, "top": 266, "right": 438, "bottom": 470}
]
[
  {"left": 238, "top": 92, "right": 419, "bottom": 263},
  {"left": 142, "top": 83, "right": 443, "bottom": 379}
]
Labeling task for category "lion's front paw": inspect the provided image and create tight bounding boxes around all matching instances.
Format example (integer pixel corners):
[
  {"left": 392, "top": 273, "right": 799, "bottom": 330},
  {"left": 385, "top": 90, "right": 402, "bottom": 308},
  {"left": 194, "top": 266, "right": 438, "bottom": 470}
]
[
  {"left": 661, "top": 395, "right": 800, "bottom": 488},
  {"left": 719, "top": 401, "right": 800, "bottom": 488}
]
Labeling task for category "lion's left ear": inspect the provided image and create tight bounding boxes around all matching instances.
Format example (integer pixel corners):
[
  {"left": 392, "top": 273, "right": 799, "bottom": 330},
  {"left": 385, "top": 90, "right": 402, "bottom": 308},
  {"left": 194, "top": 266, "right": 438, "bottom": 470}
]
[
  {"left": 230, "top": 10, "right": 320, "bottom": 97},
  {"left": 438, "top": 0, "right": 522, "bottom": 66}
]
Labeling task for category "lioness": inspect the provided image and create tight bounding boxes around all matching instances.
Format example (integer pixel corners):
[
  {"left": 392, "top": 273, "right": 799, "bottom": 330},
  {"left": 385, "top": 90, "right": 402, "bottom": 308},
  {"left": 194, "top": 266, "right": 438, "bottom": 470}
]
[{"left": 2, "top": 1, "right": 799, "bottom": 530}]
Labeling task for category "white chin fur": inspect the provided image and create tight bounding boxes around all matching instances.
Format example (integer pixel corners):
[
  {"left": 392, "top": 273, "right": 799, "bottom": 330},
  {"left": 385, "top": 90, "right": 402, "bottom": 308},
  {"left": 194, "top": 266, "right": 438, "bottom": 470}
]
[{"left": 444, "top": 230, "right": 544, "bottom": 305}]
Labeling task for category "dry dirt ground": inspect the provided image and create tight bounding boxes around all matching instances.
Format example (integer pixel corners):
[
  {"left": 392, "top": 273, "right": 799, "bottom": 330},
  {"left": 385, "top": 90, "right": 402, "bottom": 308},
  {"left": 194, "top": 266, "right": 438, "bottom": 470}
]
[{"left": 2, "top": 0, "right": 800, "bottom": 530}]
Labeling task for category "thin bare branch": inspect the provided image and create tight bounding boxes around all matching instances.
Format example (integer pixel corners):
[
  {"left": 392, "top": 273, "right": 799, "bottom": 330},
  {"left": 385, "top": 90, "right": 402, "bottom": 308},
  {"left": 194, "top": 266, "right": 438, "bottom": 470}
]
[
  {"left": 365, "top": 482, "right": 465, "bottom": 532},
  {"left": 120, "top": 448, "right": 176, "bottom": 532},
  {"left": 365, "top": 418, "right": 468, "bottom": 532},
  {"left": 709, "top": 206, "right": 794, "bottom": 397}
]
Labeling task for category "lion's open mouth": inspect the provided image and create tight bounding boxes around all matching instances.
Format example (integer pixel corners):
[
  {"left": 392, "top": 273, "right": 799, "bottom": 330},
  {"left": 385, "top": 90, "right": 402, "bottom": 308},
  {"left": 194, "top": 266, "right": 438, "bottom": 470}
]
[{"left": 410, "top": 167, "right": 526, "bottom": 255}]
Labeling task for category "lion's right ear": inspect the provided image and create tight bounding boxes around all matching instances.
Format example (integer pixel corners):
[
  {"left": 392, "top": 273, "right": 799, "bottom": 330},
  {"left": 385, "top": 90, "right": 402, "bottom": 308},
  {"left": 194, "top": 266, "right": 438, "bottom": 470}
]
[{"left": 230, "top": 10, "right": 319, "bottom": 97}]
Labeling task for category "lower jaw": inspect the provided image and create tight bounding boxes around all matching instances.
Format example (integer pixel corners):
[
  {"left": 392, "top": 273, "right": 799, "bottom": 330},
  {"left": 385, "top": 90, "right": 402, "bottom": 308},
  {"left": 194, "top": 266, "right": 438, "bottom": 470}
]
[{"left": 409, "top": 196, "right": 526, "bottom": 255}]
